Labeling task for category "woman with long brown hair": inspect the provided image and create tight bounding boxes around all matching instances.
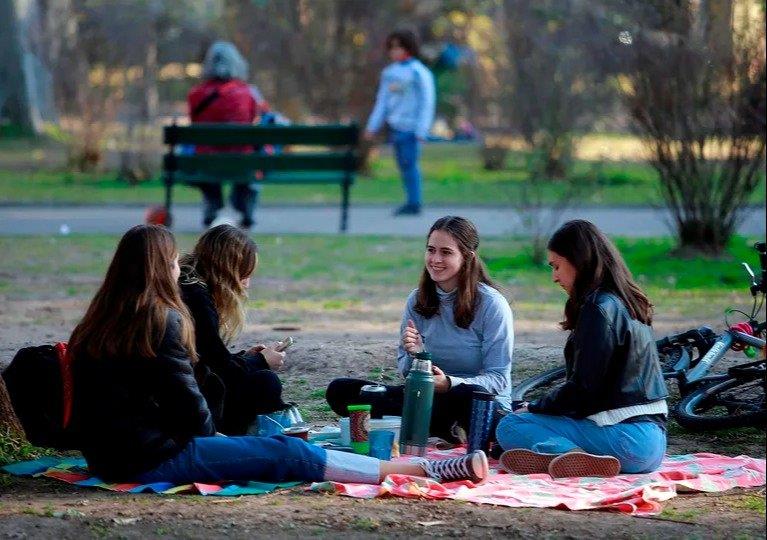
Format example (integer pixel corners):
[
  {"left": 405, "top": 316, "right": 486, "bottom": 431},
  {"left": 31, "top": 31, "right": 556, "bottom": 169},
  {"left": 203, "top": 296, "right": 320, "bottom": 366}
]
[
  {"left": 179, "top": 224, "right": 287, "bottom": 435},
  {"left": 496, "top": 220, "right": 668, "bottom": 478},
  {"left": 326, "top": 216, "right": 514, "bottom": 441},
  {"left": 72, "top": 224, "right": 489, "bottom": 487}
]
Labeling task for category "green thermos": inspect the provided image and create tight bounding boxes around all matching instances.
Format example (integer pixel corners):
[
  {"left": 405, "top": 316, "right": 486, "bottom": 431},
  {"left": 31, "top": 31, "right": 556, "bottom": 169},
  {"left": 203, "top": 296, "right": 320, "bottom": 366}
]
[{"left": 399, "top": 352, "right": 435, "bottom": 457}]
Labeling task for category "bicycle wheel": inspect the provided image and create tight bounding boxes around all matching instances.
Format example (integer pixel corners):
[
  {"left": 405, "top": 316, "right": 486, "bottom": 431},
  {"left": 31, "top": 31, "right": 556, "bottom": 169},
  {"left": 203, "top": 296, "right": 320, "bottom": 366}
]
[
  {"left": 512, "top": 366, "right": 566, "bottom": 404},
  {"left": 674, "top": 369, "right": 766, "bottom": 431}
]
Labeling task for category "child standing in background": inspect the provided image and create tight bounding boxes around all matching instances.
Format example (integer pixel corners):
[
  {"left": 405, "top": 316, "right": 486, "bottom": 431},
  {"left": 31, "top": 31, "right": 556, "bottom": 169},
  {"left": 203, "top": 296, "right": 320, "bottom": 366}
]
[{"left": 364, "top": 30, "right": 436, "bottom": 216}]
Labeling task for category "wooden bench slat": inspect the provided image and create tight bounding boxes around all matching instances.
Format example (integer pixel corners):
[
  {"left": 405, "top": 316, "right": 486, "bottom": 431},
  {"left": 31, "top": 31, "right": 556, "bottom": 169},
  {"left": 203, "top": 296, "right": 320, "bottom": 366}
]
[
  {"left": 164, "top": 124, "right": 359, "bottom": 146},
  {"left": 176, "top": 171, "right": 352, "bottom": 185},
  {"left": 168, "top": 152, "right": 355, "bottom": 174}
]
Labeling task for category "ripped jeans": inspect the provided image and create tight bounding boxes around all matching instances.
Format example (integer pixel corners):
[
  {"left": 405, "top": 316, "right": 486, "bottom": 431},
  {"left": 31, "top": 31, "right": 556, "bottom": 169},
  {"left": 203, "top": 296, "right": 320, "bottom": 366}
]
[{"left": 495, "top": 413, "right": 666, "bottom": 474}]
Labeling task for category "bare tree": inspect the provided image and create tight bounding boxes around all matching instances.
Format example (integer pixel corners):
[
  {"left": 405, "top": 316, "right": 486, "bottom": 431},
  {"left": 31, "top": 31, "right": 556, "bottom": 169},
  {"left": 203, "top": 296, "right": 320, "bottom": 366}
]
[
  {"left": 624, "top": 1, "right": 766, "bottom": 254},
  {"left": 507, "top": 150, "right": 586, "bottom": 265},
  {"left": 500, "top": 0, "right": 619, "bottom": 178}
]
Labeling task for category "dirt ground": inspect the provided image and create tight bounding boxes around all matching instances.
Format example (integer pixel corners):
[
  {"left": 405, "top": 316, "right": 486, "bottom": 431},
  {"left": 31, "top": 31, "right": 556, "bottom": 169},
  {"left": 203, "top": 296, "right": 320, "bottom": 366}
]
[{"left": 1, "top": 293, "right": 765, "bottom": 539}]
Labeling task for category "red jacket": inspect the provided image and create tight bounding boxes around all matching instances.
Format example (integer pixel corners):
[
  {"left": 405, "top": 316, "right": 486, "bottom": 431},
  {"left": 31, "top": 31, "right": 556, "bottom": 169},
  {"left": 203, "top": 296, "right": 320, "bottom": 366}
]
[{"left": 187, "top": 79, "right": 258, "bottom": 153}]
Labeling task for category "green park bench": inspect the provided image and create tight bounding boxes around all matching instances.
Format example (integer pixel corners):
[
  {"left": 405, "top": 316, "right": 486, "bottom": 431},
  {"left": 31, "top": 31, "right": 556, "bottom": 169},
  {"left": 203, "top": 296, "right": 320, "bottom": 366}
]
[{"left": 162, "top": 123, "right": 359, "bottom": 231}]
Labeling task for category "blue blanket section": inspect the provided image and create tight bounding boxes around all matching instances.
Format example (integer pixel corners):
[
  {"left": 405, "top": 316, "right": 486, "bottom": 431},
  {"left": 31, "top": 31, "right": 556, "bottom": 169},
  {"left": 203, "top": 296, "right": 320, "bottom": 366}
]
[{"left": 2, "top": 456, "right": 300, "bottom": 496}]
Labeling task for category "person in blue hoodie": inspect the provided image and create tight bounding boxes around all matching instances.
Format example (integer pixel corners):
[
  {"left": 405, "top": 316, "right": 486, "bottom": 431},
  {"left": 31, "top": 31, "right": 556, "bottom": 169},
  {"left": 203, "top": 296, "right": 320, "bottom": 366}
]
[{"left": 364, "top": 30, "right": 436, "bottom": 216}]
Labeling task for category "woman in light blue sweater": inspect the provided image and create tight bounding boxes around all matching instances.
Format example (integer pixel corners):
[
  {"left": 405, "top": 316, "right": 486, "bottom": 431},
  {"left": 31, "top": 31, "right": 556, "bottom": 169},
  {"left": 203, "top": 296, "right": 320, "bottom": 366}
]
[{"left": 326, "top": 216, "right": 514, "bottom": 441}]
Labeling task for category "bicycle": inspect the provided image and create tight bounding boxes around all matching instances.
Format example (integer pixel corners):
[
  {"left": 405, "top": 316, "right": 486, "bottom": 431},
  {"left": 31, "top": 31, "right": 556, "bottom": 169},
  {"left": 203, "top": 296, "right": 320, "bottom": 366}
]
[{"left": 512, "top": 241, "right": 766, "bottom": 431}]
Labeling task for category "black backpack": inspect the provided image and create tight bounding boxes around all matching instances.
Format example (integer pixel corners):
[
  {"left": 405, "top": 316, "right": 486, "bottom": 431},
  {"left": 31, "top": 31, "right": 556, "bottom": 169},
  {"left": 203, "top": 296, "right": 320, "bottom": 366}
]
[{"left": 2, "top": 343, "right": 80, "bottom": 450}]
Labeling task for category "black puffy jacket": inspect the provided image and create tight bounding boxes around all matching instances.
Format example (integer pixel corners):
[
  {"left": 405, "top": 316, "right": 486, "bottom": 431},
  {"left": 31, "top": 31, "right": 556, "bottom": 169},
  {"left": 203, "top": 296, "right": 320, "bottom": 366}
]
[
  {"left": 180, "top": 281, "right": 283, "bottom": 434},
  {"left": 529, "top": 290, "right": 668, "bottom": 419},
  {"left": 73, "top": 310, "right": 215, "bottom": 481}
]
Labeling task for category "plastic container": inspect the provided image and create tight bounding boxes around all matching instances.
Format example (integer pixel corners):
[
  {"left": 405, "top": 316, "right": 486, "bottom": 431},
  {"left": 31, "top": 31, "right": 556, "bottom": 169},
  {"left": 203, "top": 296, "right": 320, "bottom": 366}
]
[{"left": 340, "top": 416, "right": 401, "bottom": 448}]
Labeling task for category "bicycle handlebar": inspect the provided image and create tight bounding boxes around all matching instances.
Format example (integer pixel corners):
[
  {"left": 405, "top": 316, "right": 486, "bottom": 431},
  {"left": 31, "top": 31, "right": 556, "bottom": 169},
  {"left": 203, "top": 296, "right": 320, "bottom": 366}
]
[{"left": 756, "top": 242, "right": 767, "bottom": 294}]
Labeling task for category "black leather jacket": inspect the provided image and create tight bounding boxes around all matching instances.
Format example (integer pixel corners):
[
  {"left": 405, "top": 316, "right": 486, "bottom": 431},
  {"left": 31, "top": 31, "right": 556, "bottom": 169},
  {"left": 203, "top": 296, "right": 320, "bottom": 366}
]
[
  {"left": 73, "top": 310, "right": 215, "bottom": 481},
  {"left": 529, "top": 290, "right": 668, "bottom": 419}
]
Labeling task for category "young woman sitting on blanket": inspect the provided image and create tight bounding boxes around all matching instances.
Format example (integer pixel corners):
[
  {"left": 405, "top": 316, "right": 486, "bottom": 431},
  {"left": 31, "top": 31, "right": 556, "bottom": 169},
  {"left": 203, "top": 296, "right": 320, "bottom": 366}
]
[
  {"left": 496, "top": 220, "right": 668, "bottom": 478},
  {"left": 70, "top": 225, "right": 488, "bottom": 486},
  {"left": 326, "top": 216, "right": 514, "bottom": 442},
  {"left": 179, "top": 224, "right": 287, "bottom": 435}
]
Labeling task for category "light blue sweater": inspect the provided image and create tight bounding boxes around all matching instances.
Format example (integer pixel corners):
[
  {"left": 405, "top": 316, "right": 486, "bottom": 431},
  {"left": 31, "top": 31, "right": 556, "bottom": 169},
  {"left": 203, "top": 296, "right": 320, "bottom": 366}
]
[
  {"left": 366, "top": 58, "right": 436, "bottom": 139},
  {"left": 397, "top": 283, "right": 514, "bottom": 407}
]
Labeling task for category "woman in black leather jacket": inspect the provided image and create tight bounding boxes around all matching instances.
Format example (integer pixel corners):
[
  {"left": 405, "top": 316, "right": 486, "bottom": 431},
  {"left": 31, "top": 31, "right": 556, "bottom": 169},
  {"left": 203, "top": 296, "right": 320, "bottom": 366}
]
[{"left": 496, "top": 220, "right": 668, "bottom": 478}]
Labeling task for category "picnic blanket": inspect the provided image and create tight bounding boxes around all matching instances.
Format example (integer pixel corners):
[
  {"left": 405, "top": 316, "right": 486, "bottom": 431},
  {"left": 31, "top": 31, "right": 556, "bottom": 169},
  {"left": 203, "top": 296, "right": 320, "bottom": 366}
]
[
  {"left": 1, "top": 456, "right": 300, "bottom": 496},
  {"left": 4, "top": 451, "right": 764, "bottom": 516},
  {"left": 310, "top": 449, "right": 767, "bottom": 516}
]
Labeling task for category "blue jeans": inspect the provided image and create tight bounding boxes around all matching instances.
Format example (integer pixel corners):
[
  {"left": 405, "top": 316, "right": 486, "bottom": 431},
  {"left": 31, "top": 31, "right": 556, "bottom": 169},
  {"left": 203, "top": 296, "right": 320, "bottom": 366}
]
[
  {"left": 136, "top": 435, "right": 325, "bottom": 484},
  {"left": 135, "top": 435, "right": 380, "bottom": 485},
  {"left": 391, "top": 130, "right": 422, "bottom": 207},
  {"left": 496, "top": 413, "right": 666, "bottom": 474}
]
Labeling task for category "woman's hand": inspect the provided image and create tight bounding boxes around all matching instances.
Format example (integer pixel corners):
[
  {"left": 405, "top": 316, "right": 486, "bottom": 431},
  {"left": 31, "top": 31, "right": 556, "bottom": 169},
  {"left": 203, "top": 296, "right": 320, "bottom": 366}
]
[
  {"left": 261, "top": 345, "right": 286, "bottom": 371},
  {"left": 402, "top": 319, "right": 424, "bottom": 355},
  {"left": 514, "top": 401, "right": 529, "bottom": 413},
  {"left": 432, "top": 365, "right": 451, "bottom": 393},
  {"left": 247, "top": 343, "right": 266, "bottom": 356}
]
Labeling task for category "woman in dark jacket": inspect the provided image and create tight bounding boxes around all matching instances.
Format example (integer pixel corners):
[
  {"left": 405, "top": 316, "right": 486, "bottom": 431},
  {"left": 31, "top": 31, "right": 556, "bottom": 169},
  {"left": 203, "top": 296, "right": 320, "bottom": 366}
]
[
  {"left": 496, "top": 220, "right": 668, "bottom": 478},
  {"left": 179, "top": 224, "right": 286, "bottom": 435},
  {"left": 71, "top": 224, "right": 489, "bottom": 485}
]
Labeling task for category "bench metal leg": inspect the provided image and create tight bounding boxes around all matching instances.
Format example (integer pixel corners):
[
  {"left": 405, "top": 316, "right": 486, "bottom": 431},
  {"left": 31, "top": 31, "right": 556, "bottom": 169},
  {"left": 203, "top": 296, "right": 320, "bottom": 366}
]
[
  {"left": 164, "top": 171, "right": 174, "bottom": 228},
  {"left": 340, "top": 181, "right": 350, "bottom": 232}
]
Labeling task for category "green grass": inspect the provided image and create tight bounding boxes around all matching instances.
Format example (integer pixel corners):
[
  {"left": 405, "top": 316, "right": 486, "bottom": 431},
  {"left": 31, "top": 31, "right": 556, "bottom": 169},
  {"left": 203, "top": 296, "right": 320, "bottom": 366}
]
[
  {"left": 0, "top": 427, "right": 59, "bottom": 466},
  {"left": 727, "top": 494, "right": 767, "bottom": 515},
  {"left": 0, "top": 233, "right": 762, "bottom": 320},
  {"left": 3, "top": 137, "right": 762, "bottom": 206}
]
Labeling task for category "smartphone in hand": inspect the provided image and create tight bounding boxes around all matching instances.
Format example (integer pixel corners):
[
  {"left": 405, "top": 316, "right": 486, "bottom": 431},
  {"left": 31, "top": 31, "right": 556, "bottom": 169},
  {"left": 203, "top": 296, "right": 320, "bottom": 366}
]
[{"left": 275, "top": 336, "right": 295, "bottom": 352}]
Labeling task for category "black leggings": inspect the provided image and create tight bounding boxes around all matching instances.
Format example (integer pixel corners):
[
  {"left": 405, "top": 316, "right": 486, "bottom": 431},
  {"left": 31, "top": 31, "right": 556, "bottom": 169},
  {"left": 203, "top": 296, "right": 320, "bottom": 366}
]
[
  {"left": 222, "top": 369, "right": 286, "bottom": 435},
  {"left": 325, "top": 378, "right": 488, "bottom": 442}
]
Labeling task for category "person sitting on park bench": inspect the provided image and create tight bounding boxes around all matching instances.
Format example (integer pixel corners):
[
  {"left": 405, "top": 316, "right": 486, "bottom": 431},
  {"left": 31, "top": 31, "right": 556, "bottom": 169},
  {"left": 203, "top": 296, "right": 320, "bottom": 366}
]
[
  {"left": 496, "top": 220, "right": 669, "bottom": 478},
  {"left": 188, "top": 41, "right": 267, "bottom": 229},
  {"left": 69, "top": 224, "right": 489, "bottom": 486},
  {"left": 326, "top": 216, "right": 514, "bottom": 442},
  {"left": 179, "top": 224, "right": 288, "bottom": 435}
]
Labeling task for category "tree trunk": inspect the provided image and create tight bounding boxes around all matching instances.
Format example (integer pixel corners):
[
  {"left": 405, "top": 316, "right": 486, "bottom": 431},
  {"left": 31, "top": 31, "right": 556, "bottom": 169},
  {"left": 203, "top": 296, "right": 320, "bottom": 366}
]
[
  {"left": 0, "top": 377, "right": 25, "bottom": 438},
  {"left": 0, "top": 0, "right": 36, "bottom": 133}
]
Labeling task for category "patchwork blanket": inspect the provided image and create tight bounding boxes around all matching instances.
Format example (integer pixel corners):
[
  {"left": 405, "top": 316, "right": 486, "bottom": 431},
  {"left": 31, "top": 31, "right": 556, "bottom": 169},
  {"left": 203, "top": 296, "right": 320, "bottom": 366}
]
[
  {"left": 2, "top": 457, "right": 299, "bottom": 496},
  {"left": 4, "top": 450, "right": 764, "bottom": 516}
]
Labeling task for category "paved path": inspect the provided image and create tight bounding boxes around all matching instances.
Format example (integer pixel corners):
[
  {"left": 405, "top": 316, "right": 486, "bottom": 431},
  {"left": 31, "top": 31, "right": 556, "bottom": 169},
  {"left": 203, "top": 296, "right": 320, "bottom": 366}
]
[{"left": 0, "top": 204, "right": 764, "bottom": 237}]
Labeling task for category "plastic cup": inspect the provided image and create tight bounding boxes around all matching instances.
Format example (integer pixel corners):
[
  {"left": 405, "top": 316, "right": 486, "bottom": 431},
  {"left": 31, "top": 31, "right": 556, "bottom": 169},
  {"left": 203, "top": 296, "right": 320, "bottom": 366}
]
[
  {"left": 368, "top": 430, "right": 395, "bottom": 460},
  {"left": 282, "top": 426, "right": 309, "bottom": 440},
  {"left": 347, "top": 404, "right": 372, "bottom": 454}
]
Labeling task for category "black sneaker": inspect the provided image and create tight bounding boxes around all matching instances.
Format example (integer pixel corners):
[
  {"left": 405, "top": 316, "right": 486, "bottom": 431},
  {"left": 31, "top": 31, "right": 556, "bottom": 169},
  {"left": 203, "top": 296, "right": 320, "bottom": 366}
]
[
  {"left": 392, "top": 204, "right": 422, "bottom": 216},
  {"left": 419, "top": 450, "right": 489, "bottom": 483}
]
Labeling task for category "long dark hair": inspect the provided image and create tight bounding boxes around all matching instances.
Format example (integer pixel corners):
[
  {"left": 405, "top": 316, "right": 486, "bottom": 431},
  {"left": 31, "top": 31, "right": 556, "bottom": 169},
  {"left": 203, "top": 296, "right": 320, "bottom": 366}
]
[
  {"left": 414, "top": 216, "right": 497, "bottom": 328},
  {"left": 69, "top": 225, "right": 197, "bottom": 362},
  {"left": 548, "top": 220, "right": 653, "bottom": 330},
  {"left": 180, "top": 224, "right": 257, "bottom": 343}
]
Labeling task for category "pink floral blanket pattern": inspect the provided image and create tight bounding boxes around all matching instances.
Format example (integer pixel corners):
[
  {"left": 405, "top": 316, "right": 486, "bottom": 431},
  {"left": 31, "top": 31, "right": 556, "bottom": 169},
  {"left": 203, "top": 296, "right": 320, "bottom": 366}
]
[{"left": 310, "top": 450, "right": 766, "bottom": 516}]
